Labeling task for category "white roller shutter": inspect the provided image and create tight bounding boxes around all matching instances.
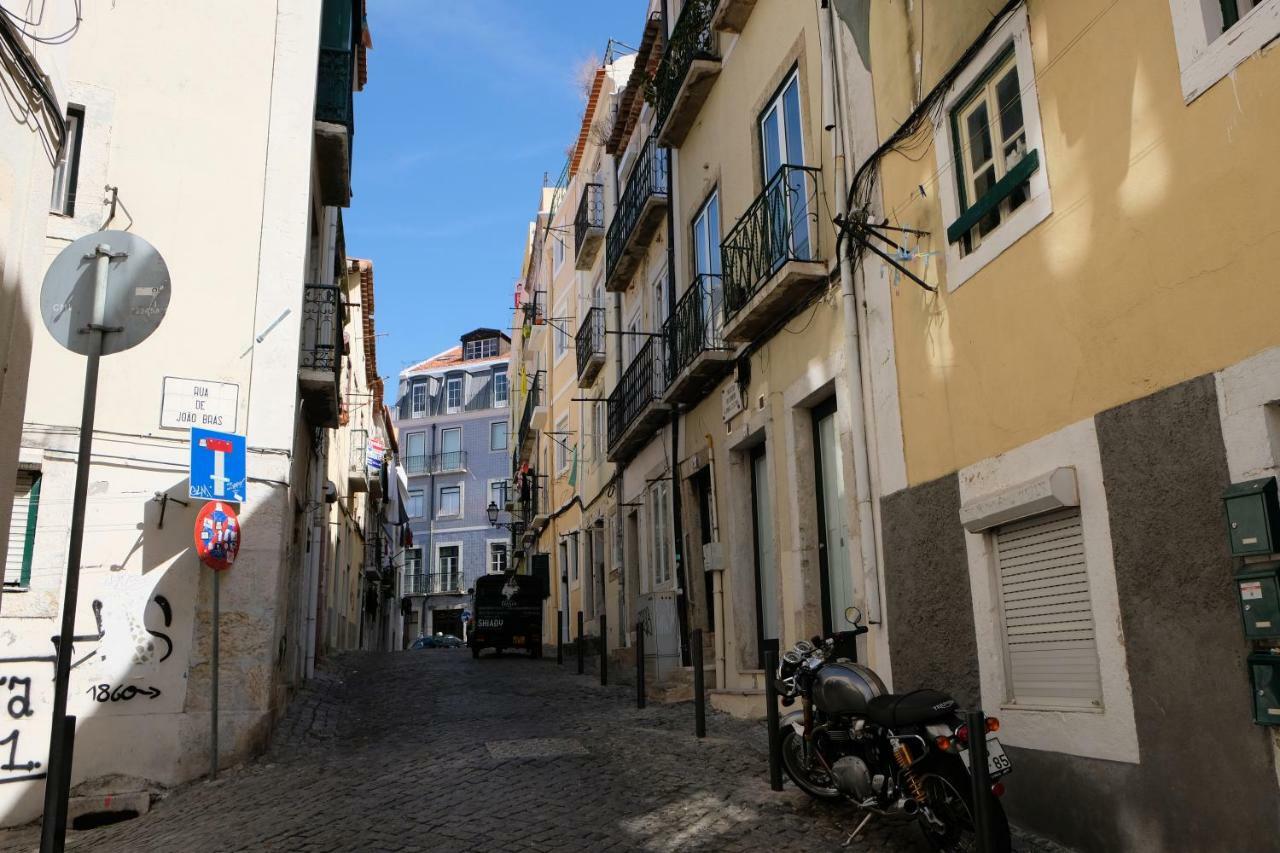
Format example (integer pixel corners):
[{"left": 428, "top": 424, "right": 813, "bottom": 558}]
[
  {"left": 5, "top": 471, "right": 40, "bottom": 587},
  {"left": 995, "top": 506, "right": 1103, "bottom": 709}
]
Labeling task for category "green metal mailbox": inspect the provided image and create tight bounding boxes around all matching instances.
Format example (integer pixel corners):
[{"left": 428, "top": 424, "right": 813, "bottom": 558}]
[
  {"left": 1248, "top": 653, "right": 1280, "bottom": 725},
  {"left": 1223, "top": 478, "right": 1280, "bottom": 557},
  {"left": 1236, "top": 563, "right": 1280, "bottom": 638}
]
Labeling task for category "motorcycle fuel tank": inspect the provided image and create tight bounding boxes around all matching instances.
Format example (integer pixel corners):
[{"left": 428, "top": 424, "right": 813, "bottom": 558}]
[{"left": 813, "top": 662, "right": 887, "bottom": 716}]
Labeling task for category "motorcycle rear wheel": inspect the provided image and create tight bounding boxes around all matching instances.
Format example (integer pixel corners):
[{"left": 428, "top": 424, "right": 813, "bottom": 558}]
[
  {"left": 914, "top": 757, "right": 1011, "bottom": 853},
  {"left": 779, "top": 727, "right": 843, "bottom": 801}
]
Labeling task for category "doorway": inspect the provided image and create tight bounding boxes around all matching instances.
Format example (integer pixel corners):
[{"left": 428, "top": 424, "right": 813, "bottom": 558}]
[
  {"left": 813, "top": 398, "right": 854, "bottom": 642},
  {"left": 692, "top": 467, "right": 715, "bottom": 632},
  {"left": 750, "top": 445, "right": 778, "bottom": 669}
]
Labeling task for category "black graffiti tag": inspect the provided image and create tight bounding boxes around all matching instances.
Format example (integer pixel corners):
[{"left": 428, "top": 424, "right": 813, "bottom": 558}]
[
  {"left": 146, "top": 594, "right": 174, "bottom": 663},
  {"left": 86, "top": 684, "right": 162, "bottom": 703}
]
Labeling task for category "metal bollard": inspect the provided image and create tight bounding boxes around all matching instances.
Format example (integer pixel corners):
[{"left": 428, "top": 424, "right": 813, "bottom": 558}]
[
  {"left": 636, "top": 621, "right": 646, "bottom": 709},
  {"left": 556, "top": 612, "right": 563, "bottom": 665},
  {"left": 692, "top": 628, "right": 706, "bottom": 738},
  {"left": 966, "top": 709, "right": 994, "bottom": 853},
  {"left": 764, "top": 647, "right": 782, "bottom": 791},
  {"left": 599, "top": 613, "right": 608, "bottom": 686},
  {"left": 577, "top": 611, "right": 584, "bottom": 675}
]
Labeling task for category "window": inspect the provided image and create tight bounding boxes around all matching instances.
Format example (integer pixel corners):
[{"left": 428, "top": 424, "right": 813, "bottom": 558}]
[
  {"left": 405, "top": 432, "right": 426, "bottom": 473},
  {"left": 411, "top": 383, "right": 427, "bottom": 417},
  {"left": 1167, "top": 0, "right": 1280, "bottom": 101},
  {"left": 404, "top": 547, "right": 423, "bottom": 575},
  {"left": 4, "top": 470, "right": 41, "bottom": 588},
  {"left": 570, "top": 533, "right": 579, "bottom": 581},
  {"left": 49, "top": 106, "right": 84, "bottom": 216},
  {"left": 554, "top": 235, "right": 566, "bottom": 272},
  {"left": 993, "top": 507, "right": 1103, "bottom": 709},
  {"left": 489, "top": 541, "right": 509, "bottom": 574},
  {"left": 446, "top": 376, "right": 463, "bottom": 413},
  {"left": 592, "top": 402, "right": 605, "bottom": 463},
  {"left": 493, "top": 371, "right": 509, "bottom": 407},
  {"left": 934, "top": 8, "right": 1050, "bottom": 290},
  {"left": 463, "top": 337, "right": 499, "bottom": 360},
  {"left": 438, "top": 545, "right": 460, "bottom": 586},
  {"left": 651, "top": 481, "right": 671, "bottom": 586},
  {"left": 407, "top": 490, "right": 424, "bottom": 518},
  {"left": 949, "top": 48, "right": 1030, "bottom": 256},
  {"left": 438, "top": 485, "right": 461, "bottom": 517},
  {"left": 692, "top": 189, "right": 722, "bottom": 278},
  {"left": 555, "top": 416, "right": 570, "bottom": 473},
  {"left": 439, "top": 427, "right": 462, "bottom": 470},
  {"left": 489, "top": 479, "right": 509, "bottom": 509},
  {"left": 490, "top": 421, "right": 508, "bottom": 451},
  {"left": 553, "top": 303, "right": 569, "bottom": 361}
]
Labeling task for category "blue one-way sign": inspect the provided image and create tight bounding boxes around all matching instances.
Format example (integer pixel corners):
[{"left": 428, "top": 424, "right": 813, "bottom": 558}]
[{"left": 189, "top": 427, "right": 246, "bottom": 503}]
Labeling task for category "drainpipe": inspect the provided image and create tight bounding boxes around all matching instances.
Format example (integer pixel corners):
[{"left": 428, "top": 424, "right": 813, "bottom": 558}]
[{"left": 822, "top": 1, "right": 884, "bottom": 624}]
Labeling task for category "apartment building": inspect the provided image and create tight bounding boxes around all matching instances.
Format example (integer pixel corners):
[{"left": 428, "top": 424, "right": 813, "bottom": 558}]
[
  {"left": 0, "top": 0, "right": 375, "bottom": 826},
  {"left": 852, "top": 0, "right": 1280, "bottom": 849},
  {"left": 395, "top": 330, "right": 512, "bottom": 644}
]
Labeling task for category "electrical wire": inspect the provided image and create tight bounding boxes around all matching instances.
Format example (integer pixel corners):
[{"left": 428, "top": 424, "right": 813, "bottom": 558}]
[{"left": 1, "top": 0, "right": 81, "bottom": 44}]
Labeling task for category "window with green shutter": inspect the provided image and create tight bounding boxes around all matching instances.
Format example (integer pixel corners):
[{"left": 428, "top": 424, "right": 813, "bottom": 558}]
[{"left": 5, "top": 471, "right": 41, "bottom": 588}]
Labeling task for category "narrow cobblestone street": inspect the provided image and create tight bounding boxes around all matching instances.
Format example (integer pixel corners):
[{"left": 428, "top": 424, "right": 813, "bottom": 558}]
[{"left": 0, "top": 649, "right": 953, "bottom": 852}]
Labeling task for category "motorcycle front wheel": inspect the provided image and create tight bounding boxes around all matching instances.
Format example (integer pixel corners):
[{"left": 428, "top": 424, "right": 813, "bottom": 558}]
[
  {"left": 913, "top": 757, "right": 1011, "bottom": 853},
  {"left": 778, "top": 727, "right": 842, "bottom": 800}
]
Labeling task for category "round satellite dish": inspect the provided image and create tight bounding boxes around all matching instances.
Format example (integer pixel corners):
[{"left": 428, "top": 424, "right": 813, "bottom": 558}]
[{"left": 39, "top": 230, "right": 171, "bottom": 356}]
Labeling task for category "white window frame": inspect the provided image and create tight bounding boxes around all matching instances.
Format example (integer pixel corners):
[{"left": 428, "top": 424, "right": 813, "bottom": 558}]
[
  {"left": 464, "top": 337, "right": 498, "bottom": 360},
  {"left": 487, "top": 478, "right": 509, "bottom": 510},
  {"left": 957, "top": 418, "right": 1139, "bottom": 763},
  {"left": 553, "top": 233, "right": 566, "bottom": 272},
  {"left": 404, "top": 547, "right": 423, "bottom": 576},
  {"left": 407, "top": 489, "right": 425, "bottom": 518},
  {"left": 445, "top": 376, "right": 463, "bottom": 413},
  {"left": 650, "top": 481, "right": 671, "bottom": 588},
  {"left": 487, "top": 539, "right": 509, "bottom": 574},
  {"left": 933, "top": 7, "right": 1051, "bottom": 293},
  {"left": 493, "top": 370, "right": 509, "bottom": 407},
  {"left": 411, "top": 383, "right": 428, "bottom": 417},
  {"left": 555, "top": 416, "right": 570, "bottom": 474},
  {"left": 1168, "top": 0, "right": 1280, "bottom": 102},
  {"left": 50, "top": 105, "right": 84, "bottom": 216},
  {"left": 553, "top": 301, "right": 569, "bottom": 363},
  {"left": 437, "top": 483, "right": 463, "bottom": 518},
  {"left": 490, "top": 420, "right": 508, "bottom": 452},
  {"left": 435, "top": 542, "right": 462, "bottom": 588}
]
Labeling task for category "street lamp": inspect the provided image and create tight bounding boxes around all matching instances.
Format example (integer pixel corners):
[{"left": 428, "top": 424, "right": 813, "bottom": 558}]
[{"left": 486, "top": 500, "right": 500, "bottom": 526}]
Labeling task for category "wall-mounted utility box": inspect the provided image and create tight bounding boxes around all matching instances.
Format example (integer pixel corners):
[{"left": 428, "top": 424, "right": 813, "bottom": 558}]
[
  {"left": 1223, "top": 478, "right": 1280, "bottom": 556},
  {"left": 1248, "top": 653, "right": 1280, "bottom": 725},
  {"left": 1235, "top": 563, "right": 1280, "bottom": 638}
]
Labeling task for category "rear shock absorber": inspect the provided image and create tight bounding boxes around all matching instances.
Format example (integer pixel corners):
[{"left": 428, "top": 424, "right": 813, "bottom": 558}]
[{"left": 891, "top": 738, "right": 925, "bottom": 802}]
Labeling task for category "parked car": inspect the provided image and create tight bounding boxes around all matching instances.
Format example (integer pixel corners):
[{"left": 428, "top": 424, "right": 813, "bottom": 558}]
[{"left": 411, "top": 633, "right": 464, "bottom": 650}]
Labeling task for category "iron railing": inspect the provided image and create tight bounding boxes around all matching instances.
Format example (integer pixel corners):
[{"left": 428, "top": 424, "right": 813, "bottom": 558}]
[
  {"left": 605, "top": 137, "right": 669, "bottom": 283},
  {"left": 403, "top": 572, "right": 465, "bottom": 596},
  {"left": 664, "top": 274, "right": 729, "bottom": 382},
  {"left": 607, "top": 337, "right": 667, "bottom": 451},
  {"left": 427, "top": 451, "right": 467, "bottom": 473},
  {"left": 575, "top": 307, "right": 606, "bottom": 380},
  {"left": 316, "top": 48, "right": 354, "bottom": 129},
  {"left": 301, "top": 284, "right": 343, "bottom": 374},
  {"left": 653, "top": 0, "right": 717, "bottom": 132},
  {"left": 349, "top": 428, "right": 368, "bottom": 473},
  {"left": 403, "top": 455, "right": 427, "bottom": 475},
  {"left": 517, "top": 372, "right": 543, "bottom": 452},
  {"left": 574, "top": 182, "right": 605, "bottom": 258},
  {"left": 721, "top": 165, "right": 822, "bottom": 320},
  {"left": 515, "top": 473, "right": 545, "bottom": 526}
]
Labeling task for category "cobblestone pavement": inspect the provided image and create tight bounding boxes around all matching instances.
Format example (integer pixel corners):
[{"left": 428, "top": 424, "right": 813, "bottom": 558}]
[{"left": 0, "top": 650, "right": 1058, "bottom": 852}]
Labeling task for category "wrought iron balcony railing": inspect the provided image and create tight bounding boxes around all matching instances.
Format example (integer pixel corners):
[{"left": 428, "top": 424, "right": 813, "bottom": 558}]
[
  {"left": 517, "top": 372, "right": 543, "bottom": 453},
  {"left": 664, "top": 274, "right": 729, "bottom": 382},
  {"left": 607, "top": 337, "right": 667, "bottom": 452},
  {"left": 574, "top": 182, "right": 605, "bottom": 265},
  {"left": 301, "top": 284, "right": 342, "bottom": 374},
  {"left": 575, "top": 306, "right": 606, "bottom": 382},
  {"left": 403, "top": 572, "right": 465, "bottom": 596},
  {"left": 605, "top": 137, "right": 669, "bottom": 288},
  {"left": 427, "top": 451, "right": 467, "bottom": 473},
  {"left": 653, "top": 0, "right": 718, "bottom": 134},
  {"left": 316, "top": 48, "right": 354, "bottom": 129},
  {"left": 403, "top": 455, "right": 427, "bottom": 475},
  {"left": 722, "top": 165, "right": 822, "bottom": 321}
]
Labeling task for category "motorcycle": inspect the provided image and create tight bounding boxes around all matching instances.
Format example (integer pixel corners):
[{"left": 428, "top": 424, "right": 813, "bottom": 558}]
[{"left": 774, "top": 607, "right": 1012, "bottom": 852}]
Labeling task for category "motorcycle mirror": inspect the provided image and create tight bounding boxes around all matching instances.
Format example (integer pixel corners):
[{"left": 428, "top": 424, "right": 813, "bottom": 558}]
[{"left": 844, "top": 606, "right": 863, "bottom": 626}]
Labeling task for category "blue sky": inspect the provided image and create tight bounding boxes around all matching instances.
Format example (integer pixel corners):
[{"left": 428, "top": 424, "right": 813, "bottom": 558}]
[{"left": 345, "top": 1, "right": 642, "bottom": 402}]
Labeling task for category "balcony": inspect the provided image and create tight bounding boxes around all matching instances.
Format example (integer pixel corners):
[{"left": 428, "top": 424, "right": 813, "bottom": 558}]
[
  {"left": 654, "top": 0, "right": 721, "bottom": 148},
  {"left": 517, "top": 372, "right": 545, "bottom": 464},
  {"left": 575, "top": 307, "right": 606, "bottom": 388},
  {"left": 314, "top": 46, "right": 354, "bottom": 207},
  {"left": 663, "top": 274, "right": 734, "bottom": 404},
  {"left": 712, "top": 0, "right": 758, "bottom": 33},
  {"left": 607, "top": 337, "right": 669, "bottom": 462},
  {"left": 348, "top": 429, "right": 369, "bottom": 493},
  {"left": 403, "top": 454, "right": 428, "bottom": 475},
  {"left": 605, "top": 137, "right": 669, "bottom": 292},
  {"left": 403, "top": 572, "right": 466, "bottom": 596},
  {"left": 574, "top": 183, "right": 605, "bottom": 270},
  {"left": 428, "top": 451, "right": 467, "bottom": 473},
  {"left": 721, "top": 165, "right": 825, "bottom": 344},
  {"left": 516, "top": 473, "right": 549, "bottom": 530},
  {"left": 299, "top": 284, "right": 343, "bottom": 428}
]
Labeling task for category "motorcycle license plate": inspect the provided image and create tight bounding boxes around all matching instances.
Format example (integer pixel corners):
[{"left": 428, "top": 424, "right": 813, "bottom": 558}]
[{"left": 960, "top": 735, "right": 1012, "bottom": 779}]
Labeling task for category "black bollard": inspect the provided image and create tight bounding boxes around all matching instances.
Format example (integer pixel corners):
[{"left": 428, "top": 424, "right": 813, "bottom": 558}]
[
  {"left": 557, "top": 612, "right": 564, "bottom": 665},
  {"left": 636, "top": 621, "right": 646, "bottom": 709},
  {"left": 692, "top": 628, "right": 706, "bottom": 738},
  {"left": 599, "top": 613, "right": 608, "bottom": 686},
  {"left": 577, "top": 610, "right": 584, "bottom": 675},
  {"left": 764, "top": 648, "right": 782, "bottom": 791},
  {"left": 966, "top": 709, "right": 994, "bottom": 853}
]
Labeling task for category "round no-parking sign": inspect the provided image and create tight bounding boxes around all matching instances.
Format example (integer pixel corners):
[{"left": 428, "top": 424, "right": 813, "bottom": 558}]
[{"left": 194, "top": 501, "right": 241, "bottom": 571}]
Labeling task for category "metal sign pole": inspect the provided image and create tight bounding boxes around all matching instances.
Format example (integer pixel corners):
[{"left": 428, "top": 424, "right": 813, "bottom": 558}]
[
  {"left": 39, "top": 254, "right": 107, "bottom": 853},
  {"left": 211, "top": 568, "right": 220, "bottom": 781}
]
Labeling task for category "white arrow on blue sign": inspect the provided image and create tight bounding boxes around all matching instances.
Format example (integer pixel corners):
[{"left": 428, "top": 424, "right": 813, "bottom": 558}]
[{"left": 189, "top": 427, "right": 247, "bottom": 503}]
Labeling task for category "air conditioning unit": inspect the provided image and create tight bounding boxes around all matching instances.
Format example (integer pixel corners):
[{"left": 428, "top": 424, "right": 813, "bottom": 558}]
[{"left": 638, "top": 590, "right": 680, "bottom": 682}]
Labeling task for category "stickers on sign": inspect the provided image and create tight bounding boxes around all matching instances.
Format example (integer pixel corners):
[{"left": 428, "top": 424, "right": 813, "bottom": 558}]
[
  {"left": 194, "top": 501, "right": 241, "bottom": 571},
  {"left": 1241, "top": 581, "right": 1264, "bottom": 600}
]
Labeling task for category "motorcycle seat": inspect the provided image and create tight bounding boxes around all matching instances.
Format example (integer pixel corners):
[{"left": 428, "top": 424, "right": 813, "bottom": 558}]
[{"left": 866, "top": 689, "right": 957, "bottom": 727}]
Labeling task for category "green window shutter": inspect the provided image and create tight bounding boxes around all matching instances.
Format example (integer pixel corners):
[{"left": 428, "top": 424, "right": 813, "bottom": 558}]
[
  {"left": 320, "top": 0, "right": 354, "bottom": 50},
  {"left": 946, "top": 149, "right": 1040, "bottom": 245},
  {"left": 1220, "top": 0, "right": 1240, "bottom": 31},
  {"left": 21, "top": 475, "right": 40, "bottom": 587}
]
